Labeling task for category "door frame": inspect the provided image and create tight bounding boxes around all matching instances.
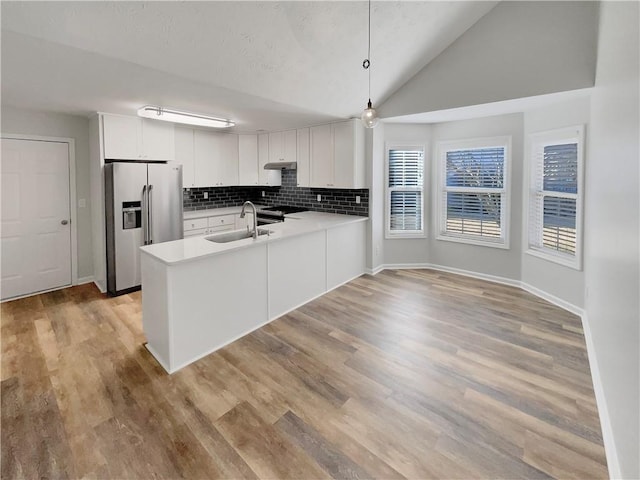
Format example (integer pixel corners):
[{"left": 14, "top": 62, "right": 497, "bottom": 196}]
[{"left": 1, "top": 133, "right": 79, "bottom": 287}]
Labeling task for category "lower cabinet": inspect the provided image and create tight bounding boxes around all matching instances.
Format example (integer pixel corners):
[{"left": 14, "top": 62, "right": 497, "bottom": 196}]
[
  {"left": 267, "top": 231, "right": 327, "bottom": 319},
  {"left": 141, "top": 218, "right": 367, "bottom": 373},
  {"left": 183, "top": 214, "right": 236, "bottom": 237}
]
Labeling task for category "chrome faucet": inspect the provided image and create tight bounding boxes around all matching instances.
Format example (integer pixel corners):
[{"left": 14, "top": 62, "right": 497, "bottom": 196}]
[{"left": 240, "top": 201, "right": 258, "bottom": 239}]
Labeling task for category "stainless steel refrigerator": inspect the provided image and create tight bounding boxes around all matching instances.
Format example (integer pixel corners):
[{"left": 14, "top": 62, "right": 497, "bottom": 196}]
[{"left": 105, "top": 161, "right": 183, "bottom": 295}]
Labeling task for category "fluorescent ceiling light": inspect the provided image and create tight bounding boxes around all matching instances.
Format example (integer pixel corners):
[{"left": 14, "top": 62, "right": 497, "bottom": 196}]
[{"left": 137, "top": 106, "right": 235, "bottom": 128}]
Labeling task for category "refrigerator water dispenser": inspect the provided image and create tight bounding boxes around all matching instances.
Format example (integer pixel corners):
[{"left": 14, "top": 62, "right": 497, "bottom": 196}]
[{"left": 122, "top": 201, "right": 141, "bottom": 230}]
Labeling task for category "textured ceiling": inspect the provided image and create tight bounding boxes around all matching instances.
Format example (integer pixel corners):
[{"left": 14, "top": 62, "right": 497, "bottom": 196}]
[{"left": 1, "top": 1, "right": 497, "bottom": 131}]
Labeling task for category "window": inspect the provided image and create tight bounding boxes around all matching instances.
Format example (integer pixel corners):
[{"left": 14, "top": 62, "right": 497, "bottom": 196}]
[
  {"left": 528, "top": 126, "right": 584, "bottom": 269},
  {"left": 437, "top": 137, "right": 511, "bottom": 248},
  {"left": 386, "top": 145, "right": 425, "bottom": 238}
]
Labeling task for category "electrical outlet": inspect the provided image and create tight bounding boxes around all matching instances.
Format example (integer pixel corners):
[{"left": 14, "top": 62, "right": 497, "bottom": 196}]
[
  {"left": 375, "top": 245, "right": 380, "bottom": 256},
  {"left": 262, "top": 191, "right": 265, "bottom": 197},
  {"left": 317, "top": 194, "right": 322, "bottom": 202},
  {"left": 203, "top": 192, "right": 208, "bottom": 199},
  {"left": 78, "top": 198, "right": 86, "bottom": 208},
  {"left": 355, "top": 195, "right": 361, "bottom": 204}
]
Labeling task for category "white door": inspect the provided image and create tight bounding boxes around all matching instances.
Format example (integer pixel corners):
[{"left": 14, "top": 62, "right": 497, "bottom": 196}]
[{"left": 1, "top": 139, "right": 72, "bottom": 300}]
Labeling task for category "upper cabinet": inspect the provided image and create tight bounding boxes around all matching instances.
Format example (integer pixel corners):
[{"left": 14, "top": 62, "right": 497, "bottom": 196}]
[
  {"left": 194, "top": 130, "right": 238, "bottom": 187},
  {"left": 268, "top": 129, "right": 297, "bottom": 164},
  {"left": 238, "top": 134, "right": 259, "bottom": 186},
  {"left": 258, "top": 133, "right": 281, "bottom": 186},
  {"left": 102, "top": 113, "right": 174, "bottom": 161},
  {"left": 175, "top": 127, "right": 195, "bottom": 188},
  {"left": 310, "top": 119, "right": 365, "bottom": 189},
  {"left": 296, "top": 128, "right": 310, "bottom": 187}
]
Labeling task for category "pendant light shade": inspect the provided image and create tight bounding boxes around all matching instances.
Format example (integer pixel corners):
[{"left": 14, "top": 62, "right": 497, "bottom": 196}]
[
  {"left": 361, "top": 0, "right": 378, "bottom": 129},
  {"left": 361, "top": 99, "right": 379, "bottom": 129}
]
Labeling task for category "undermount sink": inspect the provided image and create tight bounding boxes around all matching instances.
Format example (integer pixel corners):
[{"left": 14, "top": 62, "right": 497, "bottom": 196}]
[{"left": 205, "top": 229, "right": 272, "bottom": 244}]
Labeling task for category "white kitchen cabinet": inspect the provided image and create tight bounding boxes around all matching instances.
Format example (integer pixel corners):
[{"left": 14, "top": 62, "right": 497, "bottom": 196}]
[
  {"left": 175, "top": 127, "right": 195, "bottom": 188},
  {"left": 268, "top": 129, "right": 297, "bottom": 164},
  {"left": 296, "top": 128, "right": 310, "bottom": 187},
  {"left": 194, "top": 130, "right": 239, "bottom": 187},
  {"left": 183, "top": 214, "right": 236, "bottom": 237},
  {"left": 327, "top": 221, "right": 366, "bottom": 290},
  {"left": 310, "top": 124, "right": 333, "bottom": 187},
  {"left": 102, "top": 114, "right": 138, "bottom": 159},
  {"left": 142, "top": 119, "right": 175, "bottom": 161},
  {"left": 309, "top": 119, "right": 365, "bottom": 189},
  {"left": 238, "top": 134, "right": 259, "bottom": 186},
  {"left": 267, "top": 230, "right": 327, "bottom": 319},
  {"left": 258, "top": 133, "right": 281, "bottom": 186},
  {"left": 102, "top": 113, "right": 174, "bottom": 161}
]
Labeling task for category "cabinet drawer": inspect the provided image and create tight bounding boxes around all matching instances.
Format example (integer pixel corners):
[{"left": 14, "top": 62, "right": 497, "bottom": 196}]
[
  {"left": 208, "top": 214, "right": 235, "bottom": 228},
  {"left": 208, "top": 224, "right": 235, "bottom": 233},
  {"left": 184, "top": 218, "right": 208, "bottom": 231},
  {"left": 183, "top": 228, "right": 208, "bottom": 237}
]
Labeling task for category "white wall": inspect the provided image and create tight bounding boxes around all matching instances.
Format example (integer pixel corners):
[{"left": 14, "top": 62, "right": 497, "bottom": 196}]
[
  {"left": 366, "top": 126, "right": 384, "bottom": 272},
  {"left": 381, "top": 124, "right": 431, "bottom": 267},
  {"left": 1, "top": 105, "right": 93, "bottom": 280},
  {"left": 521, "top": 96, "right": 590, "bottom": 309},
  {"left": 583, "top": 2, "right": 640, "bottom": 478},
  {"left": 380, "top": 1, "right": 599, "bottom": 119}
]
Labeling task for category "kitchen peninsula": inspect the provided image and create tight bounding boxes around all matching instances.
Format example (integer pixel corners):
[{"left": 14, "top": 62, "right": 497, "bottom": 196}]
[{"left": 140, "top": 211, "right": 367, "bottom": 373}]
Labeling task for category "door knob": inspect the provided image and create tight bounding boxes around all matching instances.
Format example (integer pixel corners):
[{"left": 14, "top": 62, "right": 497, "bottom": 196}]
[{"left": 61, "top": 220, "right": 69, "bottom": 225}]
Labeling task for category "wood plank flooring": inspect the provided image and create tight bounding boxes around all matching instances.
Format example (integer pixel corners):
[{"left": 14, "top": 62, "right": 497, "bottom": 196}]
[{"left": 1, "top": 269, "right": 607, "bottom": 479}]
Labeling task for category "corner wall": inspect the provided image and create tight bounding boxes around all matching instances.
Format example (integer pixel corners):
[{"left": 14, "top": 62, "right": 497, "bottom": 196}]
[
  {"left": 583, "top": 2, "right": 640, "bottom": 478},
  {"left": 429, "top": 113, "right": 524, "bottom": 281},
  {"left": 1, "top": 105, "right": 94, "bottom": 280},
  {"left": 521, "top": 95, "right": 590, "bottom": 309}
]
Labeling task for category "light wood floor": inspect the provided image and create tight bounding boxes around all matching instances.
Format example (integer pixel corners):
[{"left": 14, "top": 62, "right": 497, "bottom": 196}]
[{"left": 1, "top": 269, "right": 607, "bottom": 479}]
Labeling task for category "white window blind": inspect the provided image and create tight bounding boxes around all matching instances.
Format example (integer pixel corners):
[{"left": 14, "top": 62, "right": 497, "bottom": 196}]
[
  {"left": 438, "top": 138, "right": 510, "bottom": 247},
  {"left": 386, "top": 146, "right": 424, "bottom": 237},
  {"left": 528, "top": 126, "right": 584, "bottom": 269}
]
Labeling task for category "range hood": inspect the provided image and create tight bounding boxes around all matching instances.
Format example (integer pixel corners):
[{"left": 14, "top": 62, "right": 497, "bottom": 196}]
[{"left": 263, "top": 162, "right": 297, "bottom": 170}]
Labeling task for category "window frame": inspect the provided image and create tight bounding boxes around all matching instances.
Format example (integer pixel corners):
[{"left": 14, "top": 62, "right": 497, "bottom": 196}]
[
  {"left": 436, "top": 136, "right": 512, "bottom": 249},
  {"left": 385, "top": 143, "right": 426, "bottom": 239},
  {"left": 526, "top": 125, "right": 584, "bottom": 270}
]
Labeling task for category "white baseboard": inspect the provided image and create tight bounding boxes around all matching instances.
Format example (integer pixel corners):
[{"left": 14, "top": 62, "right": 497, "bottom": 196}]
[
  {"left": 426, "top": 263, "right": 521, "bottom": 288},
  {"left": 519, "top": 281, "right": 584, "bottom": 317},
  {"left": 76, "top": 276, "right": 94, "bottom": 286},
  {"left": 581, "top": 313, "right": 621, "bottom": 480},
  {"left": 93, "top": 279, "right": 106, "bottom": 294},
  {"left": 365, "top": 265, "right": 385, "bottom": 275}
]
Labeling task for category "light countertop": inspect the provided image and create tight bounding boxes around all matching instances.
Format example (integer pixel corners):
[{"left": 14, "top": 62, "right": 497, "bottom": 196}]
[
  {"left": 183, "top": 205, "right": 269, "bottom": 219},
  {"left": 141, "top": 211, "right": 368, "bottom": 265}
]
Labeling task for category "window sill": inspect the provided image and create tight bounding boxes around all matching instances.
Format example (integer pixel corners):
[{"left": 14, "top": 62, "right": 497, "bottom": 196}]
[
  {"left": 385, "top": 232, "right": 426, "bottom": 240},
  {"left": 525, "top": 248, "right": 581, "bottom": 270},
  {"left": 436, "top": 233, "right": 509, "bottom": 250}
]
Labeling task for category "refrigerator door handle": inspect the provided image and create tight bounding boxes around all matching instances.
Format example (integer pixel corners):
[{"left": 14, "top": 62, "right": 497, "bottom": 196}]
[
  {"left": 142, "top": 184, "right": 148, "bottom": 245},
  {"left": 148, "top": 184, "right": 154, "bottom": 244}
]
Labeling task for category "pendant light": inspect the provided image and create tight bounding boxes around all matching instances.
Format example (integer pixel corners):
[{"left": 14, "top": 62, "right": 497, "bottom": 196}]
[{"left": 361, "top": 0, "right": 379, "bottom": 128}]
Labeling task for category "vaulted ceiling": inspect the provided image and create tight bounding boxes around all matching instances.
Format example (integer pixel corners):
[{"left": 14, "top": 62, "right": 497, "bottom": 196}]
[{"left": 1, "top": 1, "right": 497, "bottom": 131}]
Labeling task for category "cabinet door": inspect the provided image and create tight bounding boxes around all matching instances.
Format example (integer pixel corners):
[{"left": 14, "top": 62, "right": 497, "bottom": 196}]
[
  {"left": 268, "top": 131, "right": 283, "bottom": 163},
  {"left": 102, "top": 114, "right": 139, "bottom": 160},
  {"left": 296, "top": 128, "right": 310, "bottom": 187},
  {"left": 283, "top": 129, "right": 297, "bottom": 163},
  {"left": 258, "top": 134, "right": 281, "bottom": 186},
  {"left": 238, "top": 134, "right": 259, "bottom": 186},
  {"left": 332, "top": 121, "right": 354, "bottom": 189},
  {"left": 218, "top": 134, "right": 239, "bottom": 186},
  {"left": 141, "top": 119, "right": 175, "bottom": 161},
  {"left": 310, "top": 124, "right": 333, "bottom": 187},
  {"left": 175, "top": 127, "right": 195, "bottom": 188},
  {"left": 194, "top": 130, "right": 218, "bottom": 187}
]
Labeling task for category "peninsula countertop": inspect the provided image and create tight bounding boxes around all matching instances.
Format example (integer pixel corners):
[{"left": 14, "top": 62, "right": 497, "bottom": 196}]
[{"left": 141, "top": 211, "right": 368, "bottom": 266}]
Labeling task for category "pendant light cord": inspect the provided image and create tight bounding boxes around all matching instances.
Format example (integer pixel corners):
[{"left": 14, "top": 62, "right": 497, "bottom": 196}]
[
  {"left": 368, "top": 0, "right": 371, "bottom": 101},
  {"left": 362, "top": 0, "right": 372, "bottom": 103}
]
